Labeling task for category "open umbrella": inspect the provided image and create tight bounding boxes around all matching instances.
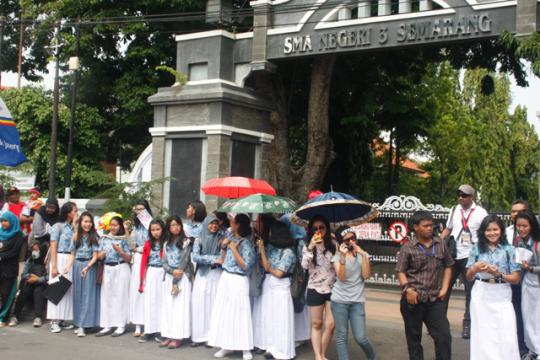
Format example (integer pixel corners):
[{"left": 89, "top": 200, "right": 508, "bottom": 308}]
[
  {"left": 201, "top": 176, "right": 276, "bottom": 199},
  {"left": 0, "top": 97, "right": 26, "bottom": 167},
  {"left": 291, "top": 191, "right": 378, "bottom": 228},
  {"left": 218, "top": 193, "right": 298, "bottom": 214}
]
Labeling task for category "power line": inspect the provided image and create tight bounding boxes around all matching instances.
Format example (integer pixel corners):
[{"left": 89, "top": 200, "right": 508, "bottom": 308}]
[{"left": 0, "top": 0, "right": 514, "bottom": 30}]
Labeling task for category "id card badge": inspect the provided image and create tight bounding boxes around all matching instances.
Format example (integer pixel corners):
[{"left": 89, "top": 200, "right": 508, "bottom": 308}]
[{"left": 460, "top": 231, "right": 472, "bottom": 245}]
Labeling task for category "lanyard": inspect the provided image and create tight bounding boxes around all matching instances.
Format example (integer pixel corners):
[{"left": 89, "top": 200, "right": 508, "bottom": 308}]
[
  {"left": 460, "top": 208, "right": 475, "bottom": 232},
  {"left": 418, "top": 243, "right": 436, "bottom": 257}
]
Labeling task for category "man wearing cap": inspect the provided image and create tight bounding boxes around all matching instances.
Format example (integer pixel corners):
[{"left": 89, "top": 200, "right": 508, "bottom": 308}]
[{"left": 440, "top": 184, "right": 488, "bottom": 340}]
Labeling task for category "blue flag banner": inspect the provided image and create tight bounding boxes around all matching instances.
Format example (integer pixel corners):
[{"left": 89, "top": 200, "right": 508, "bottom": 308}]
[{"left": 0, "top": 97, "right": 27, "bottom": 167}]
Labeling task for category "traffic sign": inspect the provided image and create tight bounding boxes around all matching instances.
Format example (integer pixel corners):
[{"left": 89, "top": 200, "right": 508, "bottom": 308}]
[{"left": 388, "top": 221, "right": 408, "bottom": 243}]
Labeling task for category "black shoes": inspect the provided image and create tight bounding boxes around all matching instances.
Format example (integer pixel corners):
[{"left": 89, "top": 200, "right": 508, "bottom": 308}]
[{"left": 462, "top": 319, "right": 471, "bottom": 339}]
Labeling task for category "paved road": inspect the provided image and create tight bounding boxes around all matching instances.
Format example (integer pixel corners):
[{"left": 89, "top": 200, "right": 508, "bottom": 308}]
[{"left": 0, "top": 287, "right": 469, "bottom": 359}]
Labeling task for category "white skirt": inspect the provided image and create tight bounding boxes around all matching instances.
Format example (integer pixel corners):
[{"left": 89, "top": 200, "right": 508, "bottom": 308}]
[
  {"left": 100, "top": 263, "right": 131, "bottom": 328},
  {"left": 129, "top": 252, "right": 145, "bottom": 325},
  {"left": 208, "top": 271, "right": 253, "bottom": 351},
  {"left": 191, "top": 268, "right": 222, "bottom": 343},
  {"left": 160, "top": 273, "right": 191, "bottom": 340},
  {"left": 294, "top": 304, "right": 311, "bottom": 342},
  {"left": 522, "top": 272, "right": 540, "bottom": 354},
  {"left": 470, "top": 281, "right": 520, "bottom": 360},
  {"left": 253, "top": 275, "right": 295, "bottom": 359},
  {"left": 47, "top": 253, "right": 73, "bottom": 321},
  {"left": 143, "top": 266, "right": 164, "bottom": 334}
]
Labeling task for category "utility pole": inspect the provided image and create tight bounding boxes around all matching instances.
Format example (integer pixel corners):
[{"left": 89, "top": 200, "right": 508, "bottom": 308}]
[
  {"left": 0, "top": 16, "right": 5, "bottom": 88},
  {"left": 48, "top": 22, "right": 62, "bottom": 198},
  {"left": 17, "top": 8, "right": 24, "bottom": 88},
  {"left": 65, "top": 18, "right": 80, "bottom": 201}
]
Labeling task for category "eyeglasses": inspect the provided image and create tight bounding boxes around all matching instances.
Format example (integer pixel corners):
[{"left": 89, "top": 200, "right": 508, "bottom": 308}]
[
  {"left": 312, "top": 225, "right": 326, "bottom": 231},
  {"left": 133, "top": 207, "right": 146, "bottom": 211},
  {"left": 457, "top": 193, "right": 471, "bottom": 198},
  {"left": 342, "top": 236, "right": 355, "bottom": 242}
]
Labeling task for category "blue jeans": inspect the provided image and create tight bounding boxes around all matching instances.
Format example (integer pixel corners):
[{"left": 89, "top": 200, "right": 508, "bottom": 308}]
[{"left": 330, "top": 301, "right": 377, "bottom": 360}]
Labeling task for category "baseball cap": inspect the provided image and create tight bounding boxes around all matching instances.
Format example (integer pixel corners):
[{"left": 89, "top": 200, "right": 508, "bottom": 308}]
[{"left": 458, "top": 184, "right": 475, "bottom": 196}]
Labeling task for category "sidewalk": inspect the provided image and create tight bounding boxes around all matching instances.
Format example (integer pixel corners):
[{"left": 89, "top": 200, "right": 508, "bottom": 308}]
[{"left": 0, "top": 287, "right": 469, "bottom": 360}]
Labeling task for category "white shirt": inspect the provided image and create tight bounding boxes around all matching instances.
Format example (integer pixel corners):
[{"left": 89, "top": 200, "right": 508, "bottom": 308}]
[
  {"left": 505, "top": 225, "right": 518, "bottom": 246},
  {"left": 446, "top": 202, "right": 488, "bottom": 260}
]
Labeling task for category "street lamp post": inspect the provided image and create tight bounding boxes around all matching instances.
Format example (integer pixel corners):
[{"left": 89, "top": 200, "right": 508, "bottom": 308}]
[
  {"left": 65, "top": 18, "right": 81, "bottom": 201},
  {"left": 47, "top": 22, "right": 62, "bottom": 198}
]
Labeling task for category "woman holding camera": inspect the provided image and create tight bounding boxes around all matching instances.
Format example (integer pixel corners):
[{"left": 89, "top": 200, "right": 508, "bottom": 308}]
[{"left": 331, "top": 226, "right": 376, "bottom": 360}]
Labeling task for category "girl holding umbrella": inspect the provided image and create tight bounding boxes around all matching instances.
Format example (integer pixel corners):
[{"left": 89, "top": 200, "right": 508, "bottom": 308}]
[{"left": 208, "top": 213, "right": 256, "bottom": 360}]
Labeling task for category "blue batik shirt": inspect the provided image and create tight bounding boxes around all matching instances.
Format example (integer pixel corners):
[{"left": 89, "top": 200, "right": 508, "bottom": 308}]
[
  {"left": 69, "top": 234, "right": 99, "bottom": 260},
  {"left": 148, "top": 243, "right": 163, "bottom": 266},
  {"left": 192, "top": 237, "right": 221, "bottom": 276},
  {"left": 99, "top": 235, "right": 130, "bottom": 263},
  {"left": 184, "top": 220, "right": 202, "bottom": 239},
  {"left": 466, "top": 243, "right": 521, "bottom": 277},
  {"left": 222, "top": 236, "right": 256, "bottom": 275},
  {"left": 519, "top": 237, "right": 538, "bottom": 267},
  {"left": 131, "top": 225, "right": 148, "bottom": 249},
  {"left": 267, "top": 244, "right": 296, "bottom": 275},
  {"left": 51, "top": 222, "right": 75, "bottom": 253},
  {"left": 165, "top": 242, "right": 182, "bottom": 269}
]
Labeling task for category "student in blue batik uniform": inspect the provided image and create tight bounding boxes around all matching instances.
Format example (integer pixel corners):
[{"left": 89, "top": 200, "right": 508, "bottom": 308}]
[
  {"left": 137, "top": 219, "right": 165, "bottom": 343},
  {"left": 127, "top": 200, "right": 152, "bottom": 337},
  {"left": 191, "top": 214, "right": 225, "bottom": 347},
  {"left": 184, "top": 200, "right": 207, "bottom": 239},
  {"left": 466, "top": 215, "right": 521, "bottom": 360},
  {"left": 515, "top": 210, "right": 540, "bottom": 360},
  {"left": 160, "top": 215, "right": 194, "bottom": 349},
  {"left": 64, "top": 212, "right": 101, "bottom": 337},
  {"left": 96, "top": 216, "right": 131, "bottom": 337},
  {"left": 280, "top": 213, "right": 311, "bottom": 344},
  {"left": 208, "top": 213, "right": 256, "bottom": 360},
  {"left": 253, "top": 221, "right": 297, "bottom": 360},
  {"left": 47, "top": 202, "right": 78, "bottom": 333}
]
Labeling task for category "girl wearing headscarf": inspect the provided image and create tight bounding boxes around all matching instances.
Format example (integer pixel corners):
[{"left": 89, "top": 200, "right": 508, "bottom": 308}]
[
  {"left": 7, "top": 241, "right": 48, "bottom": 327},
  {"left": 184, "top": 200, "right": 207, "bottom": 238},
  {"left": 208, "top": 213, "right": 256, "bottom": 360},
  {"left": 191, "top": 214, "right": 225, "bottom": 347},
  {"left": 160, "top": 215, "right": 194, "bottom": 349},
  {"left": 253, "top": 221, "right": 297, "bottom": 360},
  {"left": 0, "top": 211, "right": 24, "bottom": 327},
  {"left": 47, "top": 202, "right": 78, "bottom": 333},
  {"left": 64, "top": 212, "right": 101, "bottom": 337},
  {"left": 137, "top": 219, "right": 165, "bottom": 343},
  {"left": 31, "top": 197, "right": 59, "bottom": 244},
  {"left": 96, "top": 216, "right": 131, "bottom": 337},
  {"left": 127, "top": 200, "right": 152, "bottom": 337}
]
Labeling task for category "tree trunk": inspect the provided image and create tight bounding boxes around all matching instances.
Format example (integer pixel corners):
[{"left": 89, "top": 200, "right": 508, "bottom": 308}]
[
  {"left": 296, "top": 55, "right": 337, "bottom": 201},
  {"left": 263, "top": 55, "right": 336, "bottom": 203}
]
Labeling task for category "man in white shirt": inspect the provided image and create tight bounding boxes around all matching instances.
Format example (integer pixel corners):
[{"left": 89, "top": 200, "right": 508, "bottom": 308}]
[
  {"left": 505, "top": 199, "right": 529, "bottom": 246},
  {"left": 440, "top": 184, "right": 488, "bottom": 340}
]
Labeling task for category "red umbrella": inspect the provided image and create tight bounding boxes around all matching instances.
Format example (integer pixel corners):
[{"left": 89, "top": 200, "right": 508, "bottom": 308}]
[{"left": 201, "top": 177, "right": 276, "bottom": 198}]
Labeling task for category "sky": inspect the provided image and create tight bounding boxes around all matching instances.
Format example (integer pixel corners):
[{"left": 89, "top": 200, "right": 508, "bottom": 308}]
[{"left": 2, "top": 62, "right": 540, "bottom": 132}]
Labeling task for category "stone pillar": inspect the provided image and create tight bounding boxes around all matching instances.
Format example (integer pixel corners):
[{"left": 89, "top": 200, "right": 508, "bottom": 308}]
[
  {"left": 378, "top": 0, "right": 391, "bottom": 16},
  {"left": 399, "top": 0, "right": 411, "bottom": 14},
  {"left": 148, "top": 31, "right": 274, "bottom": 212},
  {"left": 338, "top": 7, "right": 352, "bottom": 20},
  {"left": 516, "top": 0, "right": 538, "bottom": 36},
  {"left": 250, "top": 1, "right": 276, "bottom": 72},
  {"left": 358, "top": 0, "right": 371, "bottom": 18},
  {"left": 419, "top": 0, "right": 432, "bottom": 11}
]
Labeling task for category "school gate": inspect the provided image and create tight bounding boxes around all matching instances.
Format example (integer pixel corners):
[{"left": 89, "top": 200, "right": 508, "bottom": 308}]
[{"left": 148, "top": 0, "right": 539, "bottom": 211}]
